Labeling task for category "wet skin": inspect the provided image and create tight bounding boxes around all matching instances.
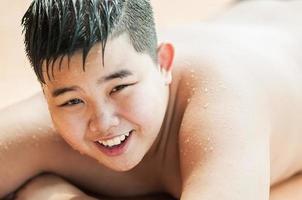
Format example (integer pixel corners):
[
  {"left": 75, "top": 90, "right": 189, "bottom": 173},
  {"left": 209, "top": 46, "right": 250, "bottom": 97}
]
[{"left": 2, "top": 0, "right": 302, "bottom": 199}]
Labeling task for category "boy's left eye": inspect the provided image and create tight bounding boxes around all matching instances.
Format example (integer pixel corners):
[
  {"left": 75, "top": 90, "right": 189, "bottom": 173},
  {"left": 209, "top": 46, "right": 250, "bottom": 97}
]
[{"left": 110, "top": 84, "right": 130, "bottom": 95}]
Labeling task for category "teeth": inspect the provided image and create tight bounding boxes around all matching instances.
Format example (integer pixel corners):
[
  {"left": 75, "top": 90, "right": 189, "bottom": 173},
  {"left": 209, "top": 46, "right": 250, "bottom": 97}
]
[
  {"left": 97, "top": 132, "right": 131, "bottom": 147},
  {"left": 102, "top": 140, "right": 108, "bottom": 146},
  {"left": 113, "top": 137, "right": 121, "bottom": 145},
  {"left": 107, "top": 140, "right": 114, "bottom": 147},
  {"left": 120, "top": 135, "right": 126, "bottom": 141}
]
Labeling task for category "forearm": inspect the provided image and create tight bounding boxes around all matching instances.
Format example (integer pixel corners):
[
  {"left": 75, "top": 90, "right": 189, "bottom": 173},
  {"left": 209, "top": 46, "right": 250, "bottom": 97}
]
[
  {"left": 15, "top": 174, "right": 97, "bottom": 200},
  {"left": 15, "top": 174, "right": 175, "bottom": 200}
]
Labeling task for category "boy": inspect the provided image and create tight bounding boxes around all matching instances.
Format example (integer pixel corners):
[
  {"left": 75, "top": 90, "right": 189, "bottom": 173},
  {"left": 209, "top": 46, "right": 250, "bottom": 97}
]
[{"left": 1, "top": 0, "right": 302, "bottom": 199}]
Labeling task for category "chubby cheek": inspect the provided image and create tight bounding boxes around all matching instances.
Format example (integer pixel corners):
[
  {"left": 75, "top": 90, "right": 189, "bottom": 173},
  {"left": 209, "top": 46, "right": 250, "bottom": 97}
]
[
  {"left": 51, "top": 111, "right": 88, "bottom": 150},
  {"left": 121, "top": 87, "right": 164, "bottom": 134}
]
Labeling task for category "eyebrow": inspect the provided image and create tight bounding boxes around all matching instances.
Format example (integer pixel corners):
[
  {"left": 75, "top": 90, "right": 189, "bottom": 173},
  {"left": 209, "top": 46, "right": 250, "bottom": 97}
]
[
  {"left": 97, "top": 69, "right": 133, "bottom": 85},
  {"left": 51, "top": 69, "right": 133, "bottom": 98}
]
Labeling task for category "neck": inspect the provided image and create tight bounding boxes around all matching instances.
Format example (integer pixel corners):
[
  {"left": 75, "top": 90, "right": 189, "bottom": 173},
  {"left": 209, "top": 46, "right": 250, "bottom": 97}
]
[{"left": 144, "top": 73, "right": 185, "bottom": 168}]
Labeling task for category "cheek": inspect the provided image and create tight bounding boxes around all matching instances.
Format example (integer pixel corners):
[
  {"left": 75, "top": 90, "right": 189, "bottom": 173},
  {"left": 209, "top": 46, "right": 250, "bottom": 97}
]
[
  {"left": 51, "top": 111, "right": 87, "bottom": 147},
  {"left": 119, "top": 86, "right": 164, "bottom": 131}
]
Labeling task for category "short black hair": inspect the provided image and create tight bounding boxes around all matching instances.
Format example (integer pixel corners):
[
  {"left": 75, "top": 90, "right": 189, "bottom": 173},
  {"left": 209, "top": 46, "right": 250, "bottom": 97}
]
[{"left": 21, "top": 0, "right": 158, "bottom": 83}]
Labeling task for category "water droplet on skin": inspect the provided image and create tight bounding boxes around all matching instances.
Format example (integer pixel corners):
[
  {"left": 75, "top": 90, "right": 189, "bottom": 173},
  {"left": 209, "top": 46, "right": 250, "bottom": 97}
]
[
  {"left": 204, "top": 88, "right": 209, "bottom": 93},
  {"left": 190, "top": 69, "right": 195, "bottom": 73},
  {"left": 3, "top": 145, "right": 8, "bottom": 150},
  {"left": 32, "top": 135, "right": 37, "bottom": 140},
  {"left": 191, "top": 173, "right": 197, "bottom": 178},
  {"left": 186, "top": 82, "right": 190, "bottom": 86},
  {"left": 204, "top": 147, "right": 208, "bottom": 152},
  {"left": 210, "top": 147, "right": 214, "bottom": 151},
  {"left": 207, "top": 137, "right": 211, "bottom": 141},
  {"left": 203, "top": 103, "right": 209, "bottom": 109},
  {"left": 187, "top": 98, "right": 191, "bottom": 103},
  {"left": 181, "top": 150, "right": 187, "bottom": 156},
  {"left": 38, "top": 127, "right": 43, "bottom": 131}
]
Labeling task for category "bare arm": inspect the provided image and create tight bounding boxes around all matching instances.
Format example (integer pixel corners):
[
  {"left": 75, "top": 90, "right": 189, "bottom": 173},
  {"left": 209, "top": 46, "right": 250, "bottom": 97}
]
[
  {"left": 15, "top": 174, "right": 175, "bottom": 200},
  {"left": 0, "top": 92, "right": 60, "bottom": 197},
  {"left": 15, "top": 174, "right": 97, "bottom": 200}
]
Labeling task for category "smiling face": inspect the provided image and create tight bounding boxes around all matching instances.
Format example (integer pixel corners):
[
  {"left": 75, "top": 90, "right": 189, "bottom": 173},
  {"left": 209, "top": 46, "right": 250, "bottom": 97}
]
[{"left": 42, "top": 33, "right": 174, "bottom": 171}]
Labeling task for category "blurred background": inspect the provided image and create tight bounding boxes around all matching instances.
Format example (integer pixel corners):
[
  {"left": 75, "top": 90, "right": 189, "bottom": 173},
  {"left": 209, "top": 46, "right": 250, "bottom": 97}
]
[{"left": 0, "top": 0, "right": 235, "bottom": 109}]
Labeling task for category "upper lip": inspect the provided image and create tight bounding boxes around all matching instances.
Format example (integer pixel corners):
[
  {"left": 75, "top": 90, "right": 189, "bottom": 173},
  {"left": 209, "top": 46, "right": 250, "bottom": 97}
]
[{"left": 94, "top": 130, "right": 133, "bottom": 141}]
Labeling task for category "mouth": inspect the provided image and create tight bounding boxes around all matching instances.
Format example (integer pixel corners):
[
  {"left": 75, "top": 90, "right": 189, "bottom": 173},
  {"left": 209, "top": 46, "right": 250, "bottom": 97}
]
[{"left": 94, "top": 130, "right": 134, "bottom": 156}]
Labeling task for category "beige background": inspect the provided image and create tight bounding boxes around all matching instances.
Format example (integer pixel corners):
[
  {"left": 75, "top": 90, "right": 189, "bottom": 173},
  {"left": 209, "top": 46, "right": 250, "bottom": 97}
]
[{"left": 0, "top": 0, "right": 234, "bottom": 109}]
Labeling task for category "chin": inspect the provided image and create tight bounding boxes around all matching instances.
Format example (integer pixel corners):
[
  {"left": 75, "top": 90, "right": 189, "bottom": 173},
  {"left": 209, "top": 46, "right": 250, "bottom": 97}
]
[{"left": 92, "top": 155, "right": 143, "bottom": 172}]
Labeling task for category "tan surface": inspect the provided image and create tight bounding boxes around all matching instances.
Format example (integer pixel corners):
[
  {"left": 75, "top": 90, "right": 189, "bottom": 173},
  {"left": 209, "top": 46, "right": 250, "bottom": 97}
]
[{"left": 0, "top": 0, "right": 234, "bottom": 109}]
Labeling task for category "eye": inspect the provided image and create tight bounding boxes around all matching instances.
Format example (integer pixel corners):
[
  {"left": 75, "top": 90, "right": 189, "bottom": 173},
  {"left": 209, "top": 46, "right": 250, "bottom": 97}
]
[
  {"left": 110, "top": 84, "right": 130, "bottom": 95},
  {"left": 59, "top": 98, "right": 84, "bottom": 107}
]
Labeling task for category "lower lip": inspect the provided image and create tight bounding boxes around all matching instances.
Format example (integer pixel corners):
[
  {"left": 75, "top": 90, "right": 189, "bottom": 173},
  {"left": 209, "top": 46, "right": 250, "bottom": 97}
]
[{"left": 95, "top": 131, "right": 133, "bottom": 157}]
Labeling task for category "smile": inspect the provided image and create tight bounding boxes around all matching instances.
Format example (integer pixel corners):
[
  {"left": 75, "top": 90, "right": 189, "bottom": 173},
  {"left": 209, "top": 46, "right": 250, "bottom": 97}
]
[
  {"left": 97, "top": 132, "right": 130, "bottom": 147},
  {"left": 95, "top": 130, "right": 134, "bottom": 156}
]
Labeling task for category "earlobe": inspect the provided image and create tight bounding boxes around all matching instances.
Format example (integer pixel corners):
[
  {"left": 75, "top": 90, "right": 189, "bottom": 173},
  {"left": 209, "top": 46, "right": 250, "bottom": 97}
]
[{"left": 157, "top": 43, "right": 175, "bottom": 84}]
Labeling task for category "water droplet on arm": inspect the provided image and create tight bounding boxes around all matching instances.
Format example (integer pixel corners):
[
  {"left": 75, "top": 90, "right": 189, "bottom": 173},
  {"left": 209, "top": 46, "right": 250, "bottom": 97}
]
[{"left": 191, "top": 88, "right": 196, "bottom": 95}]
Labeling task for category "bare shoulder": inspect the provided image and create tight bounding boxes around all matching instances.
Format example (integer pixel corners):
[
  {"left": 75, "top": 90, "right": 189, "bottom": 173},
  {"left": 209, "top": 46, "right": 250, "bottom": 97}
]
[
  {"left": 170, "top": 17, "right": 302, "bottom": 189},
  {"left": 174, "top": 59, "right": 272, "bottom": 198}
]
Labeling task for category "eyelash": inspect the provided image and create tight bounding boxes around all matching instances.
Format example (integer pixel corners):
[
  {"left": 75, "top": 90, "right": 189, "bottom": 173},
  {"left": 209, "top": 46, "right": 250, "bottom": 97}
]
[
  {"left": 110, "top": 84, "right": 130, "bottom": 95},
  {"left": 59, "top": 84, "right": 133, "bottom": 107},
  {"left": 59, "top": 98, "right": 83, "bottom": 107}
]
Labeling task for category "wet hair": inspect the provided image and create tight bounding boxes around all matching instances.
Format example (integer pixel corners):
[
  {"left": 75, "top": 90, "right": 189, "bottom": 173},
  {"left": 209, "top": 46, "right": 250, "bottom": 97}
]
[{"left": 21, "top": 0, "right": 158, "bottom": 83}]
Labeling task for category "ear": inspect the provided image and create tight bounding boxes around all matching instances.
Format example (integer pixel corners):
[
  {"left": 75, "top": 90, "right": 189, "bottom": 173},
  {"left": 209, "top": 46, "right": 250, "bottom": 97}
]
[{"left": 157, "top": 43, "right": 175, "bottom": 85}]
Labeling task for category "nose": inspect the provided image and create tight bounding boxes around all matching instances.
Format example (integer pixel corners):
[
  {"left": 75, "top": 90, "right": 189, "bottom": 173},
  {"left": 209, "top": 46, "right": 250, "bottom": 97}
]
[{"left": 87, "top": 105, "right": 120, "bottom": 140}]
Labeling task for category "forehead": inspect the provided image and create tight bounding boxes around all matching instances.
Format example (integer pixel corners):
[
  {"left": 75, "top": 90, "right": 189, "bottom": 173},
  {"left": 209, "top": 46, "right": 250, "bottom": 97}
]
[{"left": 42, "top": 33, "right": 153, "bottom": 86}]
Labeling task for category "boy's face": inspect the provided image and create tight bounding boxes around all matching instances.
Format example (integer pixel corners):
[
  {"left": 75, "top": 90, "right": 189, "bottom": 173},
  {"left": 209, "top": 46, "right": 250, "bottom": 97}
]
[{"left": 42, "top": 33, "right": 173, "bottom": 171}]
